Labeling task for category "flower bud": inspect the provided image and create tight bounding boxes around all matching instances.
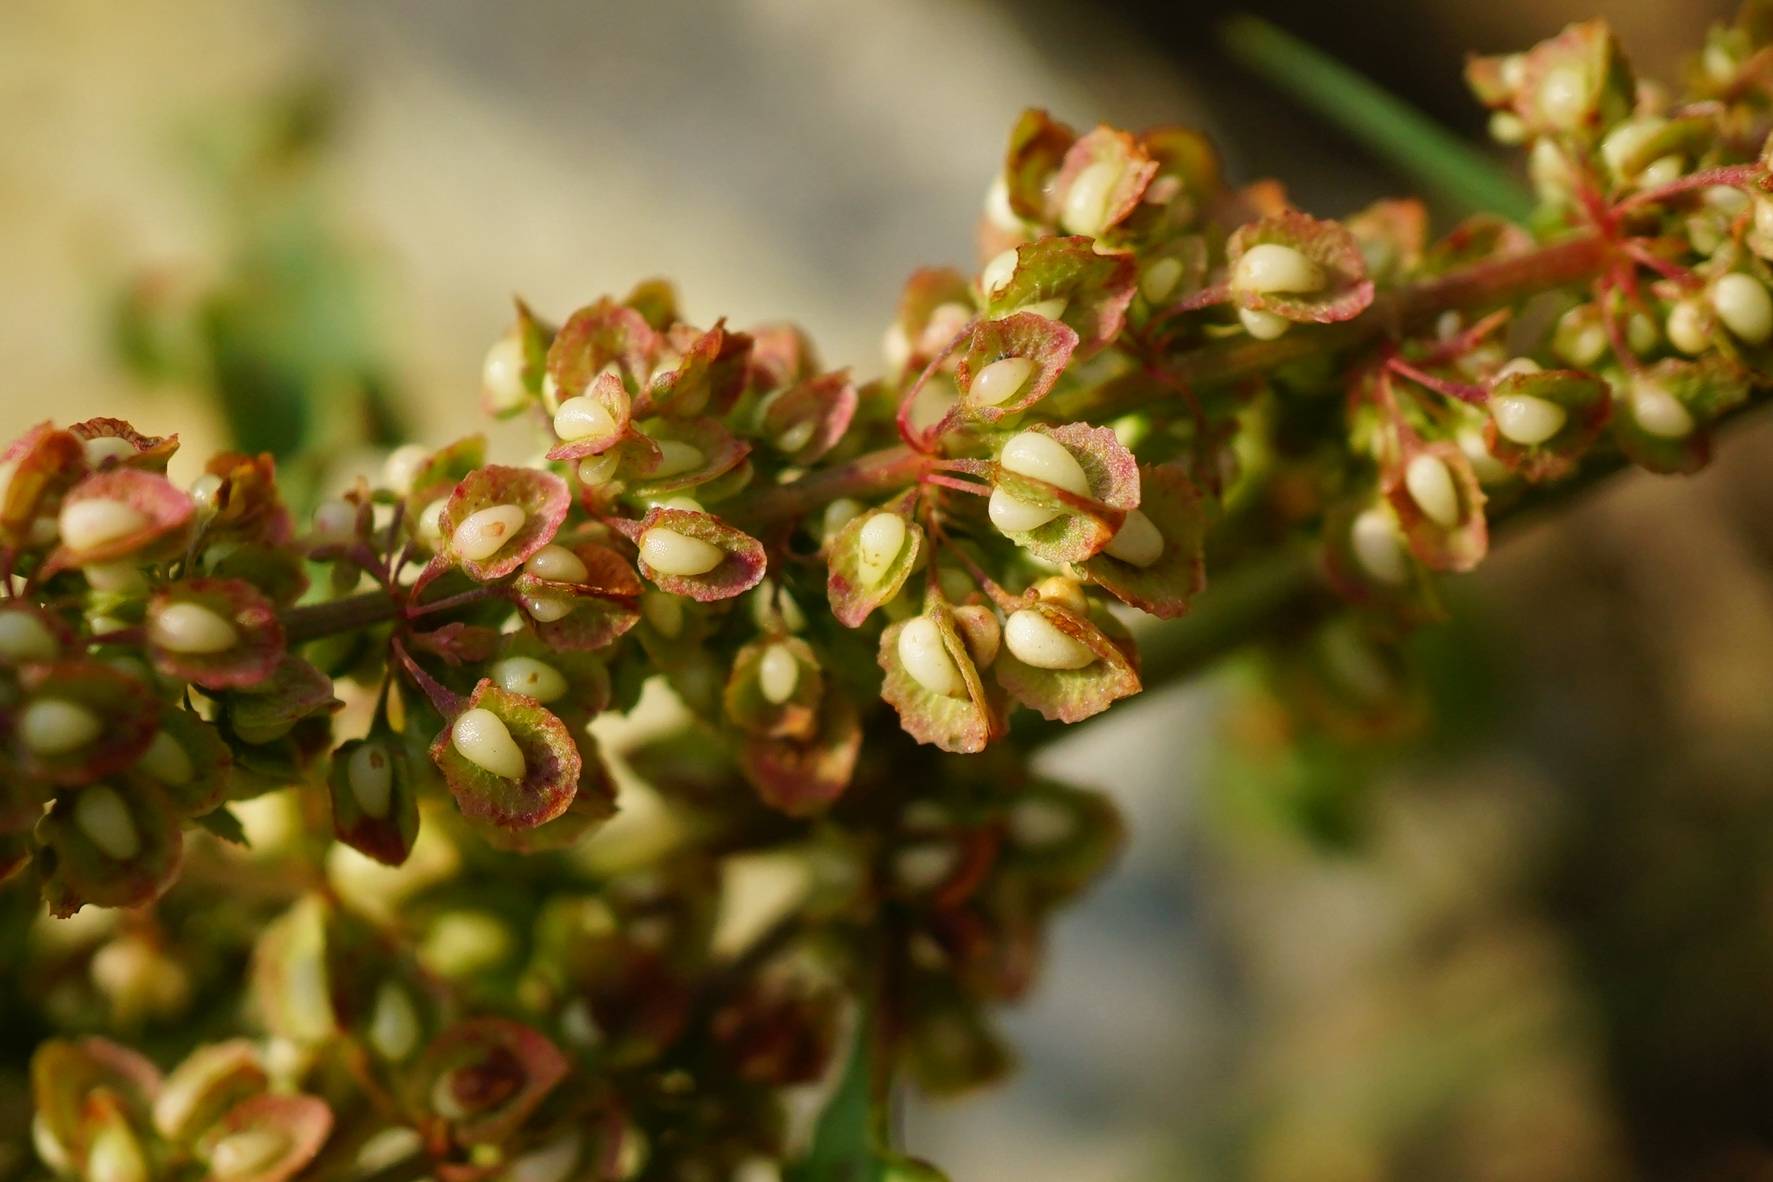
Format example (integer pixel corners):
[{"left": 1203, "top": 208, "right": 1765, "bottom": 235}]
[
  {"left": 451, "top": 504, "right": 526, "bottom": 562},
  {"left": 1491, "top": 394, "right": 1567, "bottom": 446},
  {"left": 1351, "top": 507, "right": 1408, "bottom": 585},
  {"left": 639, "top": 528, "right": 723, "bottom": 576},
  {"left": 856, "top": 513, "right": 907, "bottom": 586},
  {"left": 552, "top": 395, "right": 619, "bottom": 443},
  {"left": 1103, "top": 507, "right": 1163, "bottom": 567},
  {"left": 1711, "top": 273, "right": 1773, "bottom": 345},
  {"left": 0, "top": 609, "right": 57, "bottom": 662},
  {"left": 149, "top": 602, "right": 239, "bottom": 655},
  {"left": 60, "top": 499, "right": 148, "bottom": 554},
  {"left": 898, "top": 617, "right": 965, "bottom": 698},
  {"left": 20, "top": 698, "right": 102, "bottom": 755},
  {"left": 75, "top": 786, "right": 140, "bottom": 861},
  {"left": 1237, "top": 306, "right": 1290, "bottom": 340},
  {"left": 451, "top": 709, "right": 526, "bottom": 780},
  {"left": 969, "top": 357, "right": 1034, "bottom": 407},
  {"left": 1404, "top": 455, "right": 1460, "bottom": 527},
  {"left": 1233, "top": 243, "right": 1324, "bottom": 294},
  {"left": 1059, "top": 158, "right": 1124, "bottom": 238},
  {"left": 310, "top": 499, "right": 355, "bottom": 544},
  {"left": 1004, "top": 609, "right": 1095, "bottom": 670},
  {"left": 524, "top": 544, "right": 588, "bottom": 584},
  {"left": 490, "top": 657, "right": 568, "bottom": 704},
  {"left": 757, "top": 643, "right": 800, "bottom": 705},
  {"left": 138, "top": 730, "right": 194, "bottom": 785},
  {"left": 346, "top": 743, "right": 395, "bottom": 818}
]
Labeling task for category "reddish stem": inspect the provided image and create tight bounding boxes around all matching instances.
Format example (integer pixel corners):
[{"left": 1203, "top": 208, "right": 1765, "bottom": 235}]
[{"left": 1386, "top": 358, "right": 1489, "bottom": 406}]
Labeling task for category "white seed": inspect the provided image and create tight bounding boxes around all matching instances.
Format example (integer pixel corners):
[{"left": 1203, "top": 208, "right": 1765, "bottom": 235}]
[
  {"left": 649, "top": 439, "right": 704, "bottom": 479},
  {"left": 984, "top": 174, "right": 1022, "bottom": 233},
  {"left": 1233, "top": 243, "right": 1324, "bottom": 294},
  {"left": 642, "top": 590, "right": 684, "bottom": 638},
  {"left": 139, "top": 731, "right": 194, "bottom": 786},
  {"left": 1626, "top": 311, "right": 1659, "bottom": 356},
  {"left": 774, "top": 418, "right": 817, "bottom": 454},
  {"left": 1000, "top": 431, "right": 1090, "bottom": 495},
  {"left": 1141, "top": 256, "right": 1184, "bottom": 304},
  {"left": 1059, "top": 158, "right": 1124, "bottom": 238},
  {"left": 757, "top": 644, "right": 800, "bottom": 705},
  {"left": 451, "top": 504, "right": 526, "bottom": 563},
  {"left": 209, "top": 1130, "right": 288, "bottom": 1181},
  {"left": 20, "top": 698, "right": 102, "bottom": 755},
  {"left": 1631, "top": 381, "right": 1694, "bottom": 439},
  {"left": 981, "top": 248, "right": 1020, "bottom": 297},
  {"left": 84, "top": 1119, "right": 148, "bottom": 1182},
  {"left": 893, "top": 842, "right": 958, "bottom": 893},
  {"left": 639, "top": 527, "right": 723, "bottom": 577},
  {"left": 988, "top": 487, "right": 1060, "bottom": 534},
  {"left": 382, "top": 443, "right": 430, "bottom": 496},
  {"left": 149, "top": 602, "right": 239, "bottom": 655},
  {"left": 1666, "top": 299, "right": 1710, "bottom": 355},
  {"left": 576, "top": 453, "right": 620, "bottom": 486},
  {"left": 1404, "top": 455, "right": 1461, "bottom": 528},
  {"left": 416, "top": 499, "right": 447, "bottom": 546},
  {"left": 897, "top": 616, "right": 965, "bottom": 698},
  {"left": 490, "top": 656, "right": 568, "bottom": 704},
  {"left": 482, "top": 334, "right": 528, "bottom": 414},
  {"left": 1554, "top": 308, "right": 1608, "bottom": 368},
  {"left": 1491, "top": 393, "right": 1568, "bottom": 446},
  {"left": 0, "top": 610, "right": 56, "bottom": 662},
  {"left": 524, "top": 544, "right": 588, "bottom": 584},
  {"left": 1711, "top": 273, "right": 1773, "bottom": 345},
  {"left": 75, "top": 786, "right": 140, "bottom": 861},
  {"left": 1016, "top": 296, "right": 1069, "bottom": 321},
  {"left": 368, "top": 981, "right": 421, "bottom": 1061},
  {"left": 311, "top": 499, "right": 355, "bottom": 543},
  {"left": 882, "top": 323, "right": 912, "bottom": 373},
  {"left": 83, "top": 436, "right": 137, "bottom": 466},
  {"left": 1638, "top": 154, "right": 1683, "bottom": 189},
  {"left": 822, "top": 498, "right": 864, "bottom": 541},
  {"left": 1035, "top": 575, "right": 1087, "bottom": 612},
  {"left": 451, "top": 708, "right": 526, "bottom": 780},
  {"left": 1238, "top": 306, "right": 1291, "bottom": 340},
  {"left": 1004, "top": 609, "right": 1096, "bottom": 670},
  {"left": 856, "top": 513, "right": 907, "bottom": 585},
  {"left": 1351, "top": 507, "right": 1408, "bottom": 585},
  {"left": 1459, "top": 428, "right": 1511, "bottom": 485},
  {"left": 187, "top": 473, "right": 223, "bottom": 515},
  {"left": 1536, "top": 62, "right": 1590, "bottom": 130},
  {"left": 552, "top": 394, "right": 619, "bottom": 442},
  {"left": 1488, "top": 111, "right": 1527, "bottom": 144},
  {"left": 84, "top": 562, "right": 148, "bottom": 596},
  {"left": 59, "top": 499, "right": 149, "bottom": 554},
  {"left": 1600, "top": 116, "right": 1666, "bottom": 179},
  {"left": 347, "top": 743, "right": 395, "bottom": 818},
  {"left": 1009, "top": 798, "right": 1074, "bottom": 848},
  {"left": 1494, "top": 357, "right": 1541, "bottom": 380},
  {"left": 507, "top": 1134, "right": 583, "bottom": 1182},
  {"left": 1104, "top": 507, "right": 1164, "bottom": 567},
  {"left": 1706, "top": 185, "right": 1749, "bottom": 215},
  {"left": 969, "top": 356, "right": 1036, "bottom": 408},
  {"left": 521, "top": 595, "right": 577, "bottom": 623}
]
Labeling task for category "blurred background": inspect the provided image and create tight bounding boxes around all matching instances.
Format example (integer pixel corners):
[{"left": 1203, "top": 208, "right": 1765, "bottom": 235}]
[{"left": 4, "top": 0, "right": 1770, "bottom": 1178}]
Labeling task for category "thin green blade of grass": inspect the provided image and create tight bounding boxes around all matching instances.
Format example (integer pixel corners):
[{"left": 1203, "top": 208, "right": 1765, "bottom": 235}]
[{"left": 1218, "top": 14, "right": 1534, "bottom": 222}]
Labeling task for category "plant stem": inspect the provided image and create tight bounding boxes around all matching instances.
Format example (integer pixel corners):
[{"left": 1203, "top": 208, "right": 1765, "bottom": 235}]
[
  {"left": 740, "top": 445, "right": 937, "bottom": 528},
  {"left": 282, "top": 588, "right": 401, "bottom": 644}
]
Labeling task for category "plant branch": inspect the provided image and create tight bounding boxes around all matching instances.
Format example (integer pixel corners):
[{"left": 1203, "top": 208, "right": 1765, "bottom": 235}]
[{"left": 282, "top": 588, "right": 401, "bottom": 644}]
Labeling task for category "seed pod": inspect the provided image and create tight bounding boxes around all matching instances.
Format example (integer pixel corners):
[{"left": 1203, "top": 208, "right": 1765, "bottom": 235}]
[
  {"left": 438, "top": 466, "right": 571, "bottom": 581},
  {"left": 146, "top": 579, "right": 284, "bottom": 690},
  {"left": 429, "top": 682, "right": 580, "bottom": 830}
]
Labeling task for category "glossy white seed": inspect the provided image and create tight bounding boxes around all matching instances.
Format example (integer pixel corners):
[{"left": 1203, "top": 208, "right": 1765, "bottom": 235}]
[
  {"left": 650, "top": 440, "right": 705, "bottom": 479},
  {"left": 76, "top": 786, "right": 140, "bottom": 861},
  {"left": 1404, "top": 455, "right": 1461, "bottom": 528},
  {"left": 1492, "top": 393, "right": 1568, "bottom": 446},
  {"left": 83, "top": 436, "right": 137, "bottom": 466},
  {"left": 642, "top": 591, "right": 684, "bottom": 638},
  {"left": 368, "top": 981, "right": 421, "bottom": 1061},
  {"left": 1238, "top": 306, "right": 1291, "bottom": 340},
  {"left": 1555, "top": 309, "right": 1608, "bottom": 368},
  {"left": 552, "top": 394, "right": 619, "bottom": 442},
  {"left": 416, "top": 499, "right": 447, "bottom": 546},
  {"left": 60, "top": 499, "right": 148, "bottom": 554},
  {"left": 139, "top": 731, "right": 194, "bottom": 786},
  {"left": 1017, "top": 296, "right": 1069, "bottom": 321},
  {"left": 0, "top": 610, "right": 56, "bottom": 662},
  {"left": 897, "top": 616, "right": 965, "bottom": 698},
  {"left": 1631, "top": 381, "right": 1694, "bottom": 438},
  {"left": 1638, "top": 154, "right": 1683, "bottom": 189},
  {"left": 186, "top": 474, "right": 223, "bottom": 516},
  {"left": 84, "top": 1119, "right": 148, "bottom": 1182},
  {"left": 84, "top": 562, "right": 148, "bottom": 596},
  {"left": 988, "top": 487, "right": 1061, "bottom": 534},
  {"left": 1711, "top": 273, "right": 1773, "bottom": 345},
  {"left": 451, "top": 708, "right": 526, "bottom": 780},
  {"left": 1142, "top": 256, "right": 1184, "bottom": 304},
  {"left": 576, "top": 452, "right": 620, "bottom": 486},
  {"left": 1536, "top": 62, "right": 1590, "bottom": 130},
  {"left": 1600, "top": 116, "right": 1666, "bottom": 179},
  {"left": 774, "top": 418, "right": 817, "bottom": 454},
  {"left": 20, "top": 698, "right": 102, "bottom": 755},
  {"left": 1004, "top": 609, "right": 1096, "bottom": 670},
  {"left": 639, "top": 527, "right": 723, "bottom": 576},
  {"left": 524, "top": 544, "right": 588, "bottom": 584},
  {"left": 1059, "top": 158, "right": 1124, "bottom": 237},
  {"left": 451, "top": 504, "right": 526, "bottom": 562},
  {"left": 149, "top": 602, "right": 239, "bottom": 655},
  {"left": 1666, "top": 299, "right": 1710, "bottom": 355},
  {"left": 984, "top": 174, "right": 1022, "bottom": 233},
  {"left": 757, "top": 644, "right": 800, "bottom": 705},
  {"left": 981, "top": 248, "right": 1020, "bottom": 297},
  {"left": 1000, "top": 432, "right": 1090, "bottom": 495},
  {"left": 1459, "top": 428, "right": 1511, "bottom": 485},
  {"left": 1233, "top": 243, "right": 1324, "bottom": 294},
  {"left": 1351, "top": 508, "right": 1408, "bottom": 585},
  {"left": 382, "top": 443, "right": 430, "bottom": 496},
  {"left": 210, "top": 1130, "right": 288, "bottom": 1181},
  {"left": 822, "top": 497, "right": 864, "bottom": 541},
  {"left": 481, "top": 334, "right": 528, "bottom": 414},
  {"left": 521, "top": 595, "right": 577, "bottom": 623},
  {"left": 1494, "top": 356, "right": 1541, "bottom": 380},
  {"left": 347, "top": 743, "right": 394, "bottom": 818},
  {"left": 490, "top": 656, "right": 568, "bottom": 704},
  {"left": 856, "top": 513, "right": 907, "bottom": 585},
  {"left": 1104, "top": 507, "right": 1164, "bottom": 567},
  {"left": 970, "top": 356, "right": 1035, "bottom": 407}
]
